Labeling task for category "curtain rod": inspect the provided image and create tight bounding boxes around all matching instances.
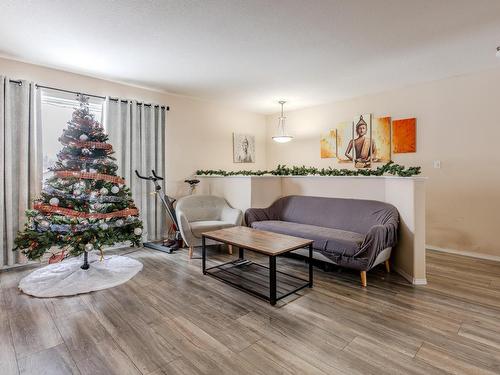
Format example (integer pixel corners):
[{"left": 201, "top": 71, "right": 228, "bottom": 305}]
[{"left": 8, "top": 79, "right": 170, "bottom": 110}]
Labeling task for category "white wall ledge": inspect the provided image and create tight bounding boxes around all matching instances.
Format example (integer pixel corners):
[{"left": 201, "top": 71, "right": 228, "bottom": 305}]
[{"left": 196, "top": 174, "right": 427, "bottom": 180}]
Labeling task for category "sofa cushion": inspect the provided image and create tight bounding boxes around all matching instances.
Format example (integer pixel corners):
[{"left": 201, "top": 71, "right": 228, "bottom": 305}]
[
  {"left": 258, "top": 195, "right": 398, "bottom": 235},
  {"left": 251, "top": 220, "right": 365, "bottom": 257},
  {"left": 190, "top": 220, "right": 235, "bottom": 238}
]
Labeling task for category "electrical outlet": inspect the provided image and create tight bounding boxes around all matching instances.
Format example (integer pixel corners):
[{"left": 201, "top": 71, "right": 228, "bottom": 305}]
[{"left": 433, "top": 160, "right": 441, "bottom": 169}]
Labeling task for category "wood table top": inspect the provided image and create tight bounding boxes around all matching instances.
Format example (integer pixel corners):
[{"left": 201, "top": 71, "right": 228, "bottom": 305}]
[{"left": 202, "top": 226, "right": 313, "bottom": 256}]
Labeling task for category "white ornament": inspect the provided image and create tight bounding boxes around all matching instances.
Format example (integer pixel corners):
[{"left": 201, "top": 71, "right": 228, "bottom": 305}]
[
  {"left": 89, "top": 168, "right": 97, "bottom": 173},
  {"left": 111, "top": 186, "right": 119, "bottom": 194},
  {"left": 49, "top": 197, "right": 59, "bottom": 206},
  {"left": 35, "top": 215, "right": 44, "bottom": 221},
  {"left": 73, "top": 189, "right": 82, "bottom": 196},
  {"left": 134, "top": 227, "right": 143, "bottom": 236},
  {"left": 116, "top": 219, "right": 124, "bottom": 227},
  {"left": 84, "top": 243, "right": 94, "bottom": 251},
  {"left": 100, "top": 223, "right": 109, "bottom": 230},
  {"left": 81, "top": 148, "right": 91, "bottom": 155},
  {"left": 40, "top": 220, "right": 50, "bottom": 229},
  {"left": 62, "top": 160, "right": 69, "bottom": 167},
  {"left": 100, "top": 187, "right": 109, "bottom": 195},
  {"left": 79, "top": 134, "right": 89, "bottom": 141}
]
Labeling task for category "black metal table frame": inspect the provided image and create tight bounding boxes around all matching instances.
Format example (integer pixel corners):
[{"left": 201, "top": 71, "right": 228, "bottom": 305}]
[{"left": 201, "top": 235, "right": 313, "bottom": 305}]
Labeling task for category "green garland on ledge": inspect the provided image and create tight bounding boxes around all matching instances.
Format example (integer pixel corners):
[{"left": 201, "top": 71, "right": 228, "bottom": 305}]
[{"left": 196, "top": 161, "right": 421, "bottom": 177}]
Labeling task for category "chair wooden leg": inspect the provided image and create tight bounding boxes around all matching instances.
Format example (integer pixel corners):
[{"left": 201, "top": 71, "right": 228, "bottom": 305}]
[
  {"left": 228, "top": 244, "right": 233, "bottom": 255},
  {"left": 360, "top": 271, "right": 367, "bottom": 287},
  {"left": 188, "top": 246, "right": 194, "bottom": 259},
  {"left": 385, "top": 260, "right": 390, "bottom": 273}
]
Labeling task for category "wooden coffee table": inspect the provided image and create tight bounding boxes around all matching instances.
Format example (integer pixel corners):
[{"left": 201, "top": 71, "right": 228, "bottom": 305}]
[{"left": 201, "top": 226, "right": 314, "bottom": 305}]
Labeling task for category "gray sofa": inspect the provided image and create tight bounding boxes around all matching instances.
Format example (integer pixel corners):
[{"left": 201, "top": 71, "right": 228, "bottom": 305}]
[{"left": 245, "top": 195, "right": 399, "bottom": 287}]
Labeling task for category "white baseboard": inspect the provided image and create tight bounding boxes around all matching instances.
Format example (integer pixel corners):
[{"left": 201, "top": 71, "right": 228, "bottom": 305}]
[
  {"left": 393, "top": 265, "right": 427, "bottom": 286},
  {"left": 426, "top": 245, "right": 500, "bottom": 262}
]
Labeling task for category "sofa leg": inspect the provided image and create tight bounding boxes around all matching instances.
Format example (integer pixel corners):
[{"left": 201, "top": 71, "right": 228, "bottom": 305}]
[
  {"left": 360, "top": 271, "right": 367, "bottom": 287},
  {"left": 188, "top": 246, "right": 194, "bottom": 259},
  {"left": 385, "top": 260, "right": 390, "bottom": 273},
  {"left": 228, "top": 244, "right": 233, "bottom": 255}
]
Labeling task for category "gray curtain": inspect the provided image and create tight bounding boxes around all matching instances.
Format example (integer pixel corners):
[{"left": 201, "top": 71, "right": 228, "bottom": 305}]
[
  {"left": 0, "top": 77, "right": 42, "bottom": 267},
  {"left": 105, "top": 98, "right": 166, "bottom": 242}
]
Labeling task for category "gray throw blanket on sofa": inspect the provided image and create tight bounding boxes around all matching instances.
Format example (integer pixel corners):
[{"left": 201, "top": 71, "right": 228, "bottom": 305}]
[{"left": 245, "top": 196, "right": 399, "bottom": 271}]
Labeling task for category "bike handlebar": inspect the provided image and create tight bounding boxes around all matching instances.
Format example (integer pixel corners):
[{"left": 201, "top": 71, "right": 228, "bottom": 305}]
[
  {"left": 151, "top": 170, "right": 164, "bottom": 180},
  {"left": 135, "top": 170, "right": 150, "bottom": 180},
  {"left": 135, "top": 169, "right": 164, "bottom": 181}
]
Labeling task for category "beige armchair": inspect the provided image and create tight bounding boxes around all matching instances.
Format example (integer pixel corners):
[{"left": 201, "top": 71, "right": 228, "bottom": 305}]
[{"left": 175, "top": 195, "right": 243, "bottom": 258}]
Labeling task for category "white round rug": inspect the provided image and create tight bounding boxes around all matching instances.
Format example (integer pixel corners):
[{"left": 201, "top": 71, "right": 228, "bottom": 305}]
[{"left": 18, "top": 251, "right": 143, "bottom": 298}]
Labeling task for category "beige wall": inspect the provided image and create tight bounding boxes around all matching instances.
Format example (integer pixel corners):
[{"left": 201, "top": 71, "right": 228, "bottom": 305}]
[
  {"left": 266, "top": 67, "right": 500, "bottom": 257},
  {"left": 0, "top": 57, "right": 267, "bottom": 197}
]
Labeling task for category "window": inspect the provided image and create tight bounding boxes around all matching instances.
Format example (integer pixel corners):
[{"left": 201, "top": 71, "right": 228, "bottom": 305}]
[{"left": 40, "top": 89, "right": 104, "bottom": 182}]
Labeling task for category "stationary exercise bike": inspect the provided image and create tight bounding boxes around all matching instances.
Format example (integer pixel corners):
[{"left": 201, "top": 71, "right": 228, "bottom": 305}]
[{"left": 135, "top": 170, "right": 181, "bottom": 253}]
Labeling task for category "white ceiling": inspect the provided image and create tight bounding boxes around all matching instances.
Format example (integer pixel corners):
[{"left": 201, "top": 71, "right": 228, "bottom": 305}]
[{"left": 1, "top": 0, "right": 500, "bottom": 113}]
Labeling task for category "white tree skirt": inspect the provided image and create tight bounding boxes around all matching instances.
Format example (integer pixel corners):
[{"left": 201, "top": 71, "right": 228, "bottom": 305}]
[{"left": 18, "top": 251, "right": 143, "bottom": 298}]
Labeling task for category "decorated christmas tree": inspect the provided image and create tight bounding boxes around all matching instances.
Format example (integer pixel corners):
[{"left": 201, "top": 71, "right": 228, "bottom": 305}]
[{"left": 14, "top": 96, "right": 143, "bottom": 269}]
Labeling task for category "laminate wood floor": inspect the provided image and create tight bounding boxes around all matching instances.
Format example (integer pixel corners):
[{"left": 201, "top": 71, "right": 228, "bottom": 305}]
[{"left": 1, "top": 247, "right": 500, "bottom": 375}]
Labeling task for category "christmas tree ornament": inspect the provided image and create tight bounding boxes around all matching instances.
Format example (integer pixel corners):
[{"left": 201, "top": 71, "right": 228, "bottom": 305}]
[
  {"left": 111, "top": 185, "right": 120, "bottom": 194},
  {"left": 14, "top": 95, "right": 143, "bottom": 298},
  {"left": 40, "top": 220, "right": 50, "bottom": 229}
]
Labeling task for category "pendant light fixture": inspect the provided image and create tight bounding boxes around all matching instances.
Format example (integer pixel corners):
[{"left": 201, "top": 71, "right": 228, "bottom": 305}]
[{"left": 272, "top": 100, "right": 293, "bottom": 143}]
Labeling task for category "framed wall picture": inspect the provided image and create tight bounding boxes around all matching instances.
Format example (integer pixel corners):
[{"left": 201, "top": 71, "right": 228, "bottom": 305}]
[
  {"left": 320, "top": 130, "right": 337, "bottom": 158},
  {"left": 233, "top": 133, "right": 255, "bottom": 163},
  {"left": 392, "top": 118, "right": 416, "bottom": 153},
  {"left": 336, "top": 121, "right": 353, "bottom": 163},
  {"left": 348, "top": 113, "right": 372, "bottom": 168},
  {"left": 372, "top": 116, "right": 391, "bottom": 162}
]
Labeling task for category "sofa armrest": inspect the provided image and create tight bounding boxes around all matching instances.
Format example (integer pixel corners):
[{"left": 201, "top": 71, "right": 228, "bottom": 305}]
[
  {"left": 220, "top": 207, "right": 243, "bottom": 226},
  {"left": 176, "top": 210, "right": 196, "bottom": 247},
  {"left": 244, "top": 207, "right": 276, "bottom": 227},
  {"left": 355, "top": 223, "right": 398, "bottom": 268}
]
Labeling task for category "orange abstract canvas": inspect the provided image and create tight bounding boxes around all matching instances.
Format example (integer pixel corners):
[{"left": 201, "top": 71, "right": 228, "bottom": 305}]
[{"left": 392, "top": 118, "right": 416, "bottom": 153}]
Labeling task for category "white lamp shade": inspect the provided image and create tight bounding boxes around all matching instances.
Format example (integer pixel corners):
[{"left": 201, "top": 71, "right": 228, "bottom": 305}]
[{"left": 272, "top": 135, "right": 293, "bottom": 143}]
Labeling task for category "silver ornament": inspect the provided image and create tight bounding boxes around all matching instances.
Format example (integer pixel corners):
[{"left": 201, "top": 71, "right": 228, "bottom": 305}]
[
  {"left": 35, "top": 215, "right": 44, "bottom": 221},
  {"left": 100, "top": 187, "right": 109, "bottom": 195},
  {"left": 62, "top": 160, "right": 69, "bottom": 167},
  {"left": 73, "top": 189, "right": 82, "bottom": 196},
  {"left": 79, "top": 134, "right": 89, "bottom": 141},
  {"left": 84, "top": 243, "right": 93, "bottom": 251},
  {"left": 111, "top": 186, "right": 119, "bottom": 194},
  {"left": 100, "top": 223, "right": 109, "bottom": 230},
  {"left": 134, "top": 227, "right": 143, "bottom": 236},
  {"left": 116, "top": 219, "right": 124, "bottom": 227},
  {"left": 81, "top": 148, "right": 91, "bottom": 155},
  {"left": 49, "top": 197, "right": 59, "bottom": 206},
  {"left": 40, "top": 220, "right": 50, "bottom": 229},
  {"left": 89, "top": 168, "right": 97, "bottom": 173}
]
